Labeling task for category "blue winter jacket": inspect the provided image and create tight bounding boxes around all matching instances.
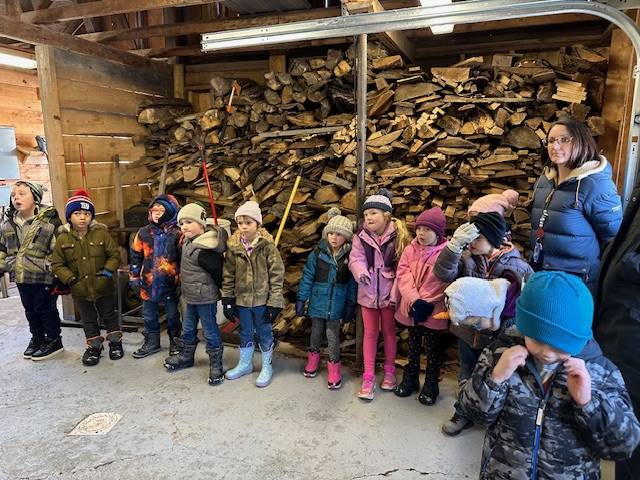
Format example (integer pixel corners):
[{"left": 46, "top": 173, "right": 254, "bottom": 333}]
[
  {"left": 297, "top": 239, "right": 357, "bottom": 321},
  {"left": 530, "top": 156, "right": 622, "bottom": 288}
]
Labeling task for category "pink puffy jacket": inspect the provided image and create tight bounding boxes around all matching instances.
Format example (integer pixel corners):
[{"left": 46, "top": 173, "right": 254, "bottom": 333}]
[
  {"left": 394, "top": 238, "right": 450, "bottom": 330},
  {"left": 349, "top": 222, "right": 398, "bottom": 310}
]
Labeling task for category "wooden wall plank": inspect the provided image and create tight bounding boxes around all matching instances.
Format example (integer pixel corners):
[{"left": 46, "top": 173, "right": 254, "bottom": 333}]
[
  {"left": 54, "top": 48, "right": 172, "bottom": 97},
  {"left": 0, "top": 67, "right": 40, "bottom": 89},
  {"left": 71, "top": 184, "right": 150, "bottom": 214},
  {"left": 60, "top": 109, "right": 147, "bottom": 136},
  {"left": 58, "top": 79, "right": 159, "bottom": 116},
  {"left": 66, "top": 163, "right": 151, "bottom": 189},
  {"left": 63, "top": 136, "right": 145, "bottom": 163}
]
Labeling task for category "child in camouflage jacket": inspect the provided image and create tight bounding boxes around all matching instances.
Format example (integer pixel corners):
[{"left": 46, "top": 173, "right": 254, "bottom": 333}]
[{"left": 459, "top": 271, "right": 640, "bottom": 480}]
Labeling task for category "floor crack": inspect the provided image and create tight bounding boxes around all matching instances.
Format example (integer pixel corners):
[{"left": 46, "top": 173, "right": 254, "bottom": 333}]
[{"left": 349, "top": 468, "right": 457, "bottom": 479}]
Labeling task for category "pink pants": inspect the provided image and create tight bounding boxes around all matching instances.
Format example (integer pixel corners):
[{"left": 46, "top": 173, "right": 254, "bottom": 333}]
[{"left": 361, "top": 306, "right": 396, "bottom": 377}]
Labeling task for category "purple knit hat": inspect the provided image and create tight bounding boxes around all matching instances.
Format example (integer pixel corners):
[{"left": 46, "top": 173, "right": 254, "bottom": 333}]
[{"left": 415, "top": 207, "right": 446, "bottom": 239}]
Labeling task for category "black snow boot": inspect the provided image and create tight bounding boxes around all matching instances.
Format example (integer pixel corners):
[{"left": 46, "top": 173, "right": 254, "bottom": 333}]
[
  {"left": 23, "top": 336, "right": 44, "bottom": 359},
  {"left": 394, "top": 369, "right": 420, "bottom": 397},
  {"left": 106, "top": 331, "right": 124, "bottom": 360},
  {"left": 132, "top": 331, "right": 161, "bottom": 359},
  {"left": 418, "top": 380, "right": 440, "bottom": 406},
  {"left": 168, "top": 327, "right": 182, "bottom": 356},
  {"left": 82, "top": 336, "right": 104, "bottom": 366},
  {"left": 164, "top": 341, "right": 197, "bottom": 370},
  {"left": 207, "top": 346, "right": 224, "bottom": 386}
]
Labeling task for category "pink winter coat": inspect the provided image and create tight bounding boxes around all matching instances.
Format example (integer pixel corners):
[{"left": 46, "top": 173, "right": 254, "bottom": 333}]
[
  {"left": 349, "top": 222, "right": 398, "bottom": 309},
  {"left": 394, "top": 238, "right": 450, "bottom": 330}
]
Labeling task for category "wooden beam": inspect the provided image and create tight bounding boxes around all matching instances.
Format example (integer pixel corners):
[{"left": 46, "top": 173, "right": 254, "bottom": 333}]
[
  {"left": 0, "top": 14, "right": 170, "bottom": 74},
  {"left": 78, "top": 7, "right": 341, "bottom": 43},
  {"left": 343, "top": 0, "right": 415, "bottom": 61},
  {"left": 21, "top": 0, "right": 221, "bottom": 24},
  {"left": 35, "top": 44, "right": 67, "bottom": 222}
]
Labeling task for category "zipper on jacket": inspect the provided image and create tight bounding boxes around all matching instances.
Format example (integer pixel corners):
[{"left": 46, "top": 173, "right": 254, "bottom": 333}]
[
  {"left": 326, "top": 253, "right": 338, "bottom": 319},
  {"left": 531, "top": 398, "right": 546, "bottom": 480}
]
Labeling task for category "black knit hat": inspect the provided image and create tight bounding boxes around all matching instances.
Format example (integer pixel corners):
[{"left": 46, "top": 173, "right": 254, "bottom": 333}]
[{"left": 471, "top": 212, "right": 507, "bottom": 248}]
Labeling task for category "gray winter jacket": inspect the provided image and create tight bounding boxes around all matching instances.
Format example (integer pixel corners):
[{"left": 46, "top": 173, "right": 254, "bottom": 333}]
[
  {"left": 458, "top": 332, "right": 640, "bottom": 480},
  {"left": 180, "top": 227, "right": 227, "bottom": 305},
  {"left": 434, "top": 244, "right": 533, "bottom": 348}
]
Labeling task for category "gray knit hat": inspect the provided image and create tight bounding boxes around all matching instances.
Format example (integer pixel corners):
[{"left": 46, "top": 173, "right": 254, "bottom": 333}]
[
  {"left": 177, "top": 203, "right": 207, "bottom": 228},
  {"left": 362, "top": 188, "right": 393, "bottom": 214},
  {"left": 14, "top": 181, "right": 45, "bottom": 206},
  {"left": 323, "top": 207, "right": 354, "bottom": 240}
]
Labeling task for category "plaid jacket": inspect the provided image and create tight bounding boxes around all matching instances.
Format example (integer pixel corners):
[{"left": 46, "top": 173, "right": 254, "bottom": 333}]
[{"left": 0, "top": 206, "right": 61, "bottom": 284}]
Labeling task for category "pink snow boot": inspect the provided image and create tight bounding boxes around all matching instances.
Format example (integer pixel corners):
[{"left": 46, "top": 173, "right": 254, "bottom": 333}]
[
  {"left": 327, "top": 361, "right": 342, "bottom": 389},
  {"left": 303, "top": 351, "right": 321, "bottom": 377}
]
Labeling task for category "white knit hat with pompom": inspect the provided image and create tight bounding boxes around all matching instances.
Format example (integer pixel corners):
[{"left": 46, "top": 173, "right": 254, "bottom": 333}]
[{"left": 322, "top": 207, "right": 354, "bottom": 240}]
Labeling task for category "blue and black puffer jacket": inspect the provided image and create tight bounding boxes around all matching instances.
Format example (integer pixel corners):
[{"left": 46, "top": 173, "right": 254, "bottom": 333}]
[{"left": 529, "top": 156, "right": 622, "bottom": 289}]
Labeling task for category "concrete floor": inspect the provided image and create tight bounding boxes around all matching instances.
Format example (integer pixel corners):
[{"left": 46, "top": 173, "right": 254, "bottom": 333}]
[{"left": 0, "top": 294, "right": 614, "bottom": 480}]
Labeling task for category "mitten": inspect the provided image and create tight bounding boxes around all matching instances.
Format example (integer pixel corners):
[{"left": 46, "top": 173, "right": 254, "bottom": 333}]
[
  {"left": 222, "top": 297, "right": 237, "bottom": 321},
  {"left": 447, "top": 223, "right": 480, "bottom": 254},
  {"left": 295, "top": 300, "right": 305, "bottom": 317},
  {"left": 97, "top": 270, "right": 113, "bottom": 278},
  {"left": 410, "top": 299, "right": 435, "bottom": 325},
  {"left": 264, "top": 306, "right": 282, "bottom": 324},
  {"left": 342, "top": 304, "right": 356, "bottom": 323}
]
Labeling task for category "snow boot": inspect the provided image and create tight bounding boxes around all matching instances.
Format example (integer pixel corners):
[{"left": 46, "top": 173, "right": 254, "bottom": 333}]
[
  {"left": 303, "top": 351, "right": 320, "bottom": 378},
  {"left": 394, "top": 369, "right": 420, "bottom": 397},
  {"left": 255, "top": 344, "right": 274, "bottom": 388},
  {"left": 106, "top": 331, "right": 124, "bottom": 360},
  {"left": 164, "top": 341, "right": 197, "bottom": 370},
  {"left": 207, "top": 346, "right": 224, "bottom": 386},
  {"left": 168, "top": 327, "right": 182, "bottom": 356},
  {"left": 82, "top": 336, "right": 104, "bottom": 366},
  {"left": 132, "top": 331, "right": 161, "bottom": 358},
  {"left": 226, "top": 343, "right": 254, "bottom": 380},
  {"left": 327, "top": 361, "right": 342, "bottom": 389}
]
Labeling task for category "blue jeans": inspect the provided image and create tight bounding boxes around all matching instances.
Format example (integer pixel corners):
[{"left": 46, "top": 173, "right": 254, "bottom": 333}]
[
  {"left": 237, "top": 305, "right": 272, "bottom": 350},
  {"left": 181, "top": 303, "right": 221, "bottom": 350},
  {"left": 142, "top": 299, "right": 180, "bottom": 334},
  {"left": 455, "top": 339, "right": 483, "bottom": 418}
]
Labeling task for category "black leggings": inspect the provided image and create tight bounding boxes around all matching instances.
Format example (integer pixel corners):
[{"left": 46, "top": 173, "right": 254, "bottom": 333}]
[{"left": 405, "top": 325, "right": 444, "bottom": 382}]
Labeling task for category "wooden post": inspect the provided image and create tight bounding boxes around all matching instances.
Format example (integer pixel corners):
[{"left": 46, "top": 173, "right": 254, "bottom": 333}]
[
  {"left": 35, "top": 45, "right": 68, "bottom": 222},
  {"left": 173, "top": 63, "right": 185, "bottom": 99},
  {"left": 269, "top": 52, "right": 286, "bottom": 73},
  {"left": 600, "top": 10, "right": 640, "bottom": 188}
]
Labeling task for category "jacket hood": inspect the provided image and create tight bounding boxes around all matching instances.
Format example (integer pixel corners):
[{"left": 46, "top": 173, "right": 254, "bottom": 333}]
[
  {"left": 358, "top": 220, "right": 397, "bottom": 247},
  {"left": 228, "top": 227, "right": 275, "bottom": 248},
  {"left": 148, "top": 194, "right": 180, "bottom": 226},
  {"left": 192, "top": 227, "right": 226, "bottom": 250},
  {"left": 58, "top": 220, "right": 108, "bottom": 234},
  {"left": 544, "top": 155, "right": 609, "bottom": 183},
  {"left": 7, "top": 204, "right": 58, "bottom": 223}
]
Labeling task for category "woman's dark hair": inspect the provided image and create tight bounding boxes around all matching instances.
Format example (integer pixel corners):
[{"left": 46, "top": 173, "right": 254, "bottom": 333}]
[{"left": 547, "top": 116, "right": 599, "bottom": 169}]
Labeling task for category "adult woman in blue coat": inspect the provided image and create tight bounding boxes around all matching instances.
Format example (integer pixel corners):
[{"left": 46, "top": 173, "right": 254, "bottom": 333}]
[{"left": 530, "top": 116, "right": 622, "bottom": 292}]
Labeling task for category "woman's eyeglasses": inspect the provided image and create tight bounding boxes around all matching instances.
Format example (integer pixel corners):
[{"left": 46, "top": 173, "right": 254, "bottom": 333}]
[{"left": 543, "top": 136, "right": 573, "bottom": 147}]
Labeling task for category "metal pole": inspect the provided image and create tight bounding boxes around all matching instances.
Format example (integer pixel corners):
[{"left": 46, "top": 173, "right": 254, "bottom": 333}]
[
  {"left": 622, "top": 66, "right": 640, "bottom": 205},
  {"left": 356, "top": 33, "right": 367, "bottom": 219},
  {"left": 354, "top": 33, "right": 367, "bottom": 376}
]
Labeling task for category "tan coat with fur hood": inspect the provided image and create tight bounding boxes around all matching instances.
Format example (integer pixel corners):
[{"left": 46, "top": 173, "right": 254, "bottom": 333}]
[{"left": 221, "top": 228, "right": 285, "bottom": 308}]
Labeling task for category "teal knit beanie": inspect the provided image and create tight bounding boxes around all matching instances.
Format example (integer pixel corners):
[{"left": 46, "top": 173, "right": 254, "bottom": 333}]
[{"left": 516, "top": 271, "right": 593, "bottom": 355}]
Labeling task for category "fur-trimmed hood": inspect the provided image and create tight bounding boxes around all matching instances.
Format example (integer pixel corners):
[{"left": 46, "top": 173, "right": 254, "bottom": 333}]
[
  {"left": 191, "top": 226, "right": 227, "bottom": 252},
  {"left": 58, "top": 220, "right": 108, "bottom": 235},
  {"left": 543, "top": 154, "right": 608, "bottom": 183}
]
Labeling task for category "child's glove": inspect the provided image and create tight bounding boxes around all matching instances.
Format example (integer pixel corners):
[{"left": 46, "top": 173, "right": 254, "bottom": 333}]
[
  {"left": 50, "top": 278, "right": 71, "bottom": 296},
  {"left": 97, "top": 270, "right": 113, "bottom": 278},
  {"left": 447, "top": 223, "right": 480, "bottom": 254},
  {"left": 264, "top": 306, "right": 282, "bottom": 324},
  {"left": 359, "top": 273, "right": 371, "bottom": 286},
  {"left": 342, "top": 304, "right": 356, "bottom": 323},
  {"left": 67, "top": 276, "right": 79, "bottom": 287},
  {"left": 295, "top": 300, "right": 305, "bottom": 317},
  {"left": 129, "top": 278, "right": 141, "bottom": 296},
  {"left": 410, "top": 299, "right": 435, "bottom": 325},
  {"left": 222, "top": 297, "right": 237, "bottom": 321}
]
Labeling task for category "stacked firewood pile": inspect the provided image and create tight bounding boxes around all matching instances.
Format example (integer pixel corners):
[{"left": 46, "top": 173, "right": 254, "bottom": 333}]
[{"left": 134, "top": 43, "right": 608, "bottom": 356}]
